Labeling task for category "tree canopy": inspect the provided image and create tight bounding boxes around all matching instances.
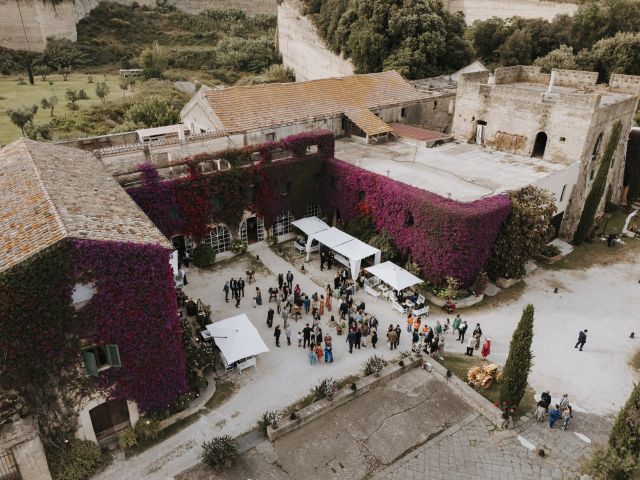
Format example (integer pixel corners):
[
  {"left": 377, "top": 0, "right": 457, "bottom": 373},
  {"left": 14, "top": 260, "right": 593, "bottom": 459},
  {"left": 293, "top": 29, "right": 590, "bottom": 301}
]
[{"left": 303, "top": 0, "right": 473, "bottom": 79}]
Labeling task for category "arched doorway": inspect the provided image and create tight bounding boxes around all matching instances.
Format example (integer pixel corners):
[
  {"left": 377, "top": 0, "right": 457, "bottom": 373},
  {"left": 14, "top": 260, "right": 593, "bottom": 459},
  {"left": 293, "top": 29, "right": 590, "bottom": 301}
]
[
  {"left": 272, "top": 210, "right": 294, "bottom": 236},
  {"left": 532, "top": 132, "right": 547, "bottom": 158},
  {"left": 239, "top": 216, "right": 265, "bottom": 244},
  {"left": 89, "top": 399, "right": 131, "bottom": 444},
  {"left": 202, "top": 225, "right": 231, "bottom": 253}
]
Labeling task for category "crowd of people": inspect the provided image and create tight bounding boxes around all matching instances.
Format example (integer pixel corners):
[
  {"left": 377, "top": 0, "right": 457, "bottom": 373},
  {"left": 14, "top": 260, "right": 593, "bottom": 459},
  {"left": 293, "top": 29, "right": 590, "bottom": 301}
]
[{"left": 535, "top": 392, "right": 574, "bottom": 430}]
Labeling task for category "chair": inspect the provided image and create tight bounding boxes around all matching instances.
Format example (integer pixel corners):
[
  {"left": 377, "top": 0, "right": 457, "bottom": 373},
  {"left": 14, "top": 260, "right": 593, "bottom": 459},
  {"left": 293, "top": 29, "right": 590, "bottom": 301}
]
[
  {"left": 417, "top": 294, "right": 426, "bottom": 305},
  {"left": 392, "top": 301, "right": 407, "bottom": 316},
  {"left": 413, "top": 305, "right": 429, "bottom": 318}
]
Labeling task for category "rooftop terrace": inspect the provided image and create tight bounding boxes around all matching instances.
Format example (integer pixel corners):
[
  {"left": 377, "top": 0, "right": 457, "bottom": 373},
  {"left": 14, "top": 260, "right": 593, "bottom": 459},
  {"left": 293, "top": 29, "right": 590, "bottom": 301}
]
[{"left": 334, "top": 138, "right": 571, "bottom": 202}]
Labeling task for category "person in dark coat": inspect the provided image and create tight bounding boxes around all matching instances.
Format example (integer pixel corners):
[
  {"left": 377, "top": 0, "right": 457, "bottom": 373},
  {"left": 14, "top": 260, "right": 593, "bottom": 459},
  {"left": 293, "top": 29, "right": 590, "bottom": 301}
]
[
  {"left": 274, "top": 325, "right": 281, "bottom": 347},
  {"left": 302, "top": 324, "right": 312, "bottom": 348},
  {"left": 425, "top": 326, "right": 434, "bottom": 346},
  {"left": 223, "top": 281, "right": 230, "bottom": 302},
  {"left": 394, "top": 324, "right": 402, "bottom": 348},
  {"left": 346, "top": 330, "right": 357, "bottom": 353},
  {"left": 286, "top": 271, "right": 294, "bottom": 290},
  {"left": 278, "top": 273, "right": 284, "bottom": 289},
  {"left": 239, "top": 278, "right": 245, "bottom": 297},
  {"left": 267, "top": 307, "right": 274, "bottom": 328},
  {"left": 575, "top": 329, "right": 588, "bottom": 351},
  {"left": 315, "top": 327, "right": 323, "bottom": 346}
]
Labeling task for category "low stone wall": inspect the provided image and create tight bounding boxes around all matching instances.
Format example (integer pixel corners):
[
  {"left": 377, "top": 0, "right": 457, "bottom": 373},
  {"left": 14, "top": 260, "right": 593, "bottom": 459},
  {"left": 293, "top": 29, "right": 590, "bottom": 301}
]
[
  {"left": 426, "top": 357, "right": 504, "bottom": 428},
  {"left": 0, "top": 417, "right": 52, "bottom": 480},
  {"left": 425, "top": 292, "right": 485, "bottom": 309},
  {"left": 157, "top": 372, "right": 216, "bottom": 431},
  {"left": 267, "top": 356, "right": 421, "bottom": 441}
]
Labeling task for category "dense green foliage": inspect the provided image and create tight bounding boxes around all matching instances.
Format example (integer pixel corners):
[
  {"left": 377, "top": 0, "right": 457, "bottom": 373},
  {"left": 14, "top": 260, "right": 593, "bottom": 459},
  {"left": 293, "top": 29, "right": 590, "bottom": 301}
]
[
  {"left": 200, "top": 435, "right": 239, "bottom": 469},
  {"left": 573, "top": 121, "right": 622, "bottom": 245},
  {"left": 486, "top": 186, "right": 556, "bottom": 280},
  {"left": 6, "top": 105, "right": 38, "bottom": 135},
  {"left": 47, "top": 439, "right": 107, "bottom": 480},
  {"left": 302, "top": 0, "right": 472, "bottom": 78},
  {"left": 499, "top": 304, "right": 534, "bottom": 409},
  {"left": 192, "top": 244, "right": 216, "bottom": 268},
  {"left": 125, "top": 96, "right": 179, "bottom": 128}
]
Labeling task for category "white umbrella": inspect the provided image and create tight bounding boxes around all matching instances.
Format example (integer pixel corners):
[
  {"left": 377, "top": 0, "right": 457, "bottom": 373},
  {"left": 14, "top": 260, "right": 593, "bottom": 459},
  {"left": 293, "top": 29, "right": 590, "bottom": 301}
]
[
  {"left": 206, "top": 314, "right": 269, "bottom": 364},
  {"left": 365, "top": 261, "right": 423, "bottom": 291}
]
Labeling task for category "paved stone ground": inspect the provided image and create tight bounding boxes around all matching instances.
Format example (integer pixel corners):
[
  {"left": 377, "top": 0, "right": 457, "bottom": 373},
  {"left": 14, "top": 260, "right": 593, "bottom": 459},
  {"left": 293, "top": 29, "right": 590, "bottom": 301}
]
[{"left": 374, "top": 410, "right": 611, "bottom": 480}]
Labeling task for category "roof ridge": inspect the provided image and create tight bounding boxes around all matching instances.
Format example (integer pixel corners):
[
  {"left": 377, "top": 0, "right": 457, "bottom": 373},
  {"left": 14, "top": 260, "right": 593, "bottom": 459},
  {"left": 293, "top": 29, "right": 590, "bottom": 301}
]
[{"left": 21, "top": 139, "right": 69, "bottom": 239}]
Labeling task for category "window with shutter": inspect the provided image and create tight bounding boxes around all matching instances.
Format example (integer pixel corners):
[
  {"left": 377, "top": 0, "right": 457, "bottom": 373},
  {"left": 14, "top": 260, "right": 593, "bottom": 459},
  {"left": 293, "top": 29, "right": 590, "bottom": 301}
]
[
  {"left": 106, "top": 344, "right": 122, "bottom": 368},
  {"left": 83, "top": 351, "right": 98, "bottom": 377}
]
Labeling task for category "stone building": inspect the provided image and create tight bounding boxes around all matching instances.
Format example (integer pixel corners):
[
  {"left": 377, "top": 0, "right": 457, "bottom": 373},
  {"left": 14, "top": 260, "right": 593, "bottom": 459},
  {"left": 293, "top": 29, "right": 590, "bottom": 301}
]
[
  {"left": 0, "top": 140, "right": 185, "bottom": 454},
  {"left": 451, "top": 66, "right": 640, "bottom": 238},
  {"left": 180, "top": 70, "right": 453, "bottom": 146}
]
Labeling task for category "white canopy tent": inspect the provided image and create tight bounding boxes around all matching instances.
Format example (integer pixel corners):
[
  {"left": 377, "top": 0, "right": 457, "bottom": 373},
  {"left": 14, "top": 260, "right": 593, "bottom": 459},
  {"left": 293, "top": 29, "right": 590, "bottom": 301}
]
[
  {"left": 291, "top": 216, "right": 330, "bottom": 259},
  {"left": 333, "top": 238, "right": 382, "bottom": 280},
  {"left": 206, "top": 314, "right": 269, "bottom": 371},
  {"left": 311, "top": 227, "right": 353, "bottom": 249},
  {"left": 365, "top": 261, "right": 423, "bottom": 291}
]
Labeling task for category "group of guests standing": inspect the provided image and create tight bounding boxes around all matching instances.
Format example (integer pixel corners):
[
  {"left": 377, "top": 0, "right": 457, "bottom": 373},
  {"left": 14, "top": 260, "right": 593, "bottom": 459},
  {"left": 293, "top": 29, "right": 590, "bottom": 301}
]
[{"left": 222, "top": 277, "right": 246, "bottom": 307}]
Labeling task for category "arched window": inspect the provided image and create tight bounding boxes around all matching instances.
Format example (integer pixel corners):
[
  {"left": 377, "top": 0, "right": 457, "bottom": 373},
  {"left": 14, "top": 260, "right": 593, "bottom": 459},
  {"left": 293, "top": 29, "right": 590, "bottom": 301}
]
[
  {"left": 532, "top": 132, "right": 547, "bottom": 158},
  {"left": 203, "top": 225, "right": 231, "bottom": 253},
  {"left": 304, "top": 203, "right": 320, "bottom": 218},
  {"left": 272, "top": 210, "right": 294, "bottom": 236}
]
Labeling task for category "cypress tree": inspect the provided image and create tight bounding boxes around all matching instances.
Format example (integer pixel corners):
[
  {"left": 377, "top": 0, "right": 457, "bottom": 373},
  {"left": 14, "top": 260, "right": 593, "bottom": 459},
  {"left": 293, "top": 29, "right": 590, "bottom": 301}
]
[
  {"left": 609, "top": 382, "right": 640, "bottom": 456},
  {"left": 573, "top": 120, "right": 622, "bottom": 245},
  {"left": 499, "top": 304, "right": 534, "bottom": 408}
]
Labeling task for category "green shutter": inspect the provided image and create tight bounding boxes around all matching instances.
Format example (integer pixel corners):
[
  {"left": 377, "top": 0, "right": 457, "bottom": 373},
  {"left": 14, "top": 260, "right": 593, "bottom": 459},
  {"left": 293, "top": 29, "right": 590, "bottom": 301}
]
[
  {"left": 106, "top": 344, "right": 122, "bottom": 368},
  {"left": 83, "top": 351, "right": 98, "bottom": 376}
]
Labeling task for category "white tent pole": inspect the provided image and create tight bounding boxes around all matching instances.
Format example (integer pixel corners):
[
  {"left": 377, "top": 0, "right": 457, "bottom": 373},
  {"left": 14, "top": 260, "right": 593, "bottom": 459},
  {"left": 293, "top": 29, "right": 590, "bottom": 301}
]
[{"left": 305, "top": 235, "right": 314, "bottom": 261}]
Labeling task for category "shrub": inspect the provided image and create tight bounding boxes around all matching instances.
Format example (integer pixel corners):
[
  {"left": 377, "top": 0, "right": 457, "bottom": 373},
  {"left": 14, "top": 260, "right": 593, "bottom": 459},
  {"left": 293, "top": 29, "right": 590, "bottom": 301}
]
[
  {"left": 125, "top": 96, "right": 179, "bottom": 128},
  {"left": 361, "top": 355, "right": 388, "bottom": 376},
  {"left": 574, "top": 121, "right": 622, "bottom": 245},
  {"left": 133, "top": 418, "right": 160, "bottom": 442},
  {"left": 499, "top": 304, "right": 534, "bottom": 409},
  {"left": 311, "top": 377, "right": 339, "bottom": 399},
  {"left": 48, "top": 439, "right": 107, "bottom": 480},
  {"left": 118, "top": 427, "right": 138, "bottom": 449},
  {"left": 257, "top": 410, "right": 281, "bottom": 435},
  {"left": 200, "top": 435, "right": 238, "bottom": 469},
  {"left": 609, "top": 382, "right": 640, "bottom": 457},
  {"left": 588, "top": 446, "right": 638, "bottom": 480},
  {"left": 192, "top": 244, "right": 216, "bottom": 268},
  {"left": 230, "top": 239, "right": 248, "bottom": 254},
  {"left": 540, "top": 244, "right": 561, "bottom": 258}
]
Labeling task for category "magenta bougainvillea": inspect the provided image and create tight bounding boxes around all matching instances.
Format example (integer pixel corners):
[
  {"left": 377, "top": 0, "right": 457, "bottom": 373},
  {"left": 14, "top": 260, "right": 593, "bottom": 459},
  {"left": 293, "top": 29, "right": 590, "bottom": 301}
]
[
  {"left": 72, "top": 239, "right": 187, "bottom": 411},
  {"left": 321, "top": 159, "right": 512, "bottom": 286}
]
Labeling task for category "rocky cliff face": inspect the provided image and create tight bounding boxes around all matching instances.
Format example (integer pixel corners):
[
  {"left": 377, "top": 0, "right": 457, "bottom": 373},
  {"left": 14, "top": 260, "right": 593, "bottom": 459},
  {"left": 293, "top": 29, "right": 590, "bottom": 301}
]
[{"left": 1, "top": 0, "right": 277, "bottom": 52}]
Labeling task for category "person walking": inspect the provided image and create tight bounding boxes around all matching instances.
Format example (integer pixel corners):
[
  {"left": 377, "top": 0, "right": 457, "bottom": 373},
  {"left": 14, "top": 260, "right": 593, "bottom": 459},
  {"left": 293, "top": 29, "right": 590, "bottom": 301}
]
[
  {"left": 223, "top": 281, "right": 230, "bottom": 302},
  {"left": 255, "top": 287, "right": 262, "bottom": 306},
  {"left": 308, "top": 345, "right": 318, "bottom": 365},
  {"left": 286, "top": 270, "right": 294, "bottom": 290},
  {"left": 274, "top": 325, "right": 281, "bottom": 347},
  {"left": 371, "top": 326, "right": 378, "bottom": 349},
  {"left": 285, "top": 324, "right": 292, "bottom": 346},
  {"left": 297, "top": 331, "right": 302, "bottom": 347},
  {"left": 395, "top": 324, "right": 402, "bottom": 348},
  {"left": 267, "top": 307, "right": 274, "bottom": 328},
  {"left": 575, "top": 329, "right": 588, "bottom": 351},
  {"left": 302, "top": 324, "right": 312, "bottom": 348},
  {"left": 278, "top": 273, "right": 284, "bottom": 289},
  {"left": 452, "top": 314, "right": 462, "bottom": 336},
  {"left": 458, "top": 320, "right": 468, "bottom": 343},
  {"left": 235, "top": 288, "right": 241, "bottom": 308},
  {"left": 481, "top": 338, "right": 491, "bottom": 359},
  {"left": 387, "top": 327, "right": 398, "bottom": 350},
  {"left": 346, "top": 330, "right": 356, "bottom": 353},
  {"left": 465, "top": 336, "right": 475, "bottom": 356},
  {"left": 239, "top": 277, "right": 245, "bottom": 297},
  {"left": 473, "top": 323, "right": 482, "bottom": 350}
]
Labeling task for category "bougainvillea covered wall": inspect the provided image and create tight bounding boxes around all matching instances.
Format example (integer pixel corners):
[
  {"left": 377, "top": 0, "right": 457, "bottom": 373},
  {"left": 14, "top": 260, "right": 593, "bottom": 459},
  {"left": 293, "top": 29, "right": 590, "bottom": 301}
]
[
  {"left": 126, "top": 130, "right": 333, "bottom": 240},
  {"left": 72, "top": 239, "right": 187, "bottom": 411},
  {"left": 0, "top": 238, "right": 186, "bottom": 447},
  {"left": 320, "top": 159, "right": 512, "bottom": 286}
]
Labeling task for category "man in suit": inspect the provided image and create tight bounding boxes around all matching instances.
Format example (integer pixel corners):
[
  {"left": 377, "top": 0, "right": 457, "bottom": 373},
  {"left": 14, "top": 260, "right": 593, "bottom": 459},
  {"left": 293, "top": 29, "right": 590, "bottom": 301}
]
[
  {"left": 574, "top": 329, "right": 588, "bottom": 351},
  {"left": 286, "top": 271, "right": 294, "bottom": 290},
  {"left": 239, "top": 277, "right": 245, "bottom": 297}
]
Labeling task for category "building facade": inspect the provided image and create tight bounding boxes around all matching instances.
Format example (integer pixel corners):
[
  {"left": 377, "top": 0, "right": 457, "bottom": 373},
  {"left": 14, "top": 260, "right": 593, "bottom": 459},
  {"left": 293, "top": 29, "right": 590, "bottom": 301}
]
[{"left": 451, "top": 66, "right": 640, "bottom": 238}]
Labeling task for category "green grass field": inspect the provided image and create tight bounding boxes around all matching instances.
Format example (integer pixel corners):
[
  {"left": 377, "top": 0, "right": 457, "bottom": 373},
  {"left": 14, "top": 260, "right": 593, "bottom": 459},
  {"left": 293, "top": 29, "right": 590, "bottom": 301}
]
[{"left": 0, "top": 73, "right": 133, "bottom": 144}]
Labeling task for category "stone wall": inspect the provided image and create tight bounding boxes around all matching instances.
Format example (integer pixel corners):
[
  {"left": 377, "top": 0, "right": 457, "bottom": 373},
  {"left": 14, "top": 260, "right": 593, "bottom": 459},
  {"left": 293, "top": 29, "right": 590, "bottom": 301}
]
[
  {"left": 443, "top": 0, "right": 578, "bottom": 23},
  {"left": 277, "top": 0, "right": 354, "bottom": 81},
  {"left": 0, "top": 417, "right": 52, "bottom": 480},
  {"left": 1, "top": 0, "right": 277, "bottom": 52}
]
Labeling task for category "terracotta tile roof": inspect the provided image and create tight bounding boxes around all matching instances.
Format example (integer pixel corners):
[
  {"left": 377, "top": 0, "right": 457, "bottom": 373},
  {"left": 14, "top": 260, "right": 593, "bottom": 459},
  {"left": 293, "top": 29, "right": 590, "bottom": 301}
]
[
  {"left": 204, "top": 70, "right": 428, "bottom": 133},
  {"left": 390, "top": 123, "right": 449, "bottom": 141},
  {"left": 0, "top": 139, "right": 170, "bottom": 273},
  {"left": 345, "top": 109, "right": 392, "bottom": 136}
]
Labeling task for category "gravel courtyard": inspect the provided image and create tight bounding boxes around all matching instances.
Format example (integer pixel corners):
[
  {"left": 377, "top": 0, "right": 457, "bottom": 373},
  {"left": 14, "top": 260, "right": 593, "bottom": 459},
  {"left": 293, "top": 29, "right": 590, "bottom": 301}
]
[{"left": 94, "top": 238, "right": 640, "bottom": 480}]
